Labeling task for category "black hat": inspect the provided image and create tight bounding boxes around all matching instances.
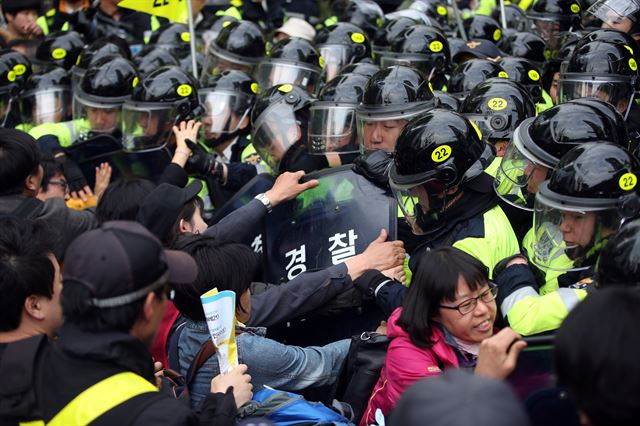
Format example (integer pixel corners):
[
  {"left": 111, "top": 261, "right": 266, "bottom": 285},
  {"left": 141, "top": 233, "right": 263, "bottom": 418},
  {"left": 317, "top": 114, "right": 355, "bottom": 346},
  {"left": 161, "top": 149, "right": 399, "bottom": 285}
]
[
  {"left": 452, "top": 39, "right": 504, "bottom": 63},
  {"left": 63, "top": 221, "right": 198, "bottom": 308},
  {"left": 136, "top": 181, "right": 203, "bottom": 243}
]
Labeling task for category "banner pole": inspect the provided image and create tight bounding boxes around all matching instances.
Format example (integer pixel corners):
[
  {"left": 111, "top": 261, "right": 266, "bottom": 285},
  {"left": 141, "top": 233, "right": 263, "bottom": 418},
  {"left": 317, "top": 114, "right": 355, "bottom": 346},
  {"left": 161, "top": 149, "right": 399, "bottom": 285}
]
[{"left": 187, "top": 0, "right": 198, "bottom": 80}]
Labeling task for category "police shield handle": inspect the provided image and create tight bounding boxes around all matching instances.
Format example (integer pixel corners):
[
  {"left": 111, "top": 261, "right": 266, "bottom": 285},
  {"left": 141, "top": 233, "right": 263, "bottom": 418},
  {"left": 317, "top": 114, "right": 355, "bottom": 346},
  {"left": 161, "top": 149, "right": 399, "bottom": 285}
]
[
  {"left": 475, "top": 328, "right": 527, "bottom": 380},
  {"left": 344, "top": 229, "right": 406, "bottom": 280},
  {"left": 211, "top": 364, "right": 253, "bottom": 408},
  {"left": 200, "top": 288, "right": 239, "bottom": 374},
  {"left": 265, "top": 170, "right": 320, "bottom": 207}
]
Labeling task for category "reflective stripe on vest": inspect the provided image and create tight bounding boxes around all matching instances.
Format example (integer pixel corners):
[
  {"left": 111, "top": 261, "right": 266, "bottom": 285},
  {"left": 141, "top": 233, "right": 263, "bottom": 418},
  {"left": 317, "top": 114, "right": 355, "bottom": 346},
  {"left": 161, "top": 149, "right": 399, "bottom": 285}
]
[{"left": 47, "top": 372, "right": 158, "bottom": 426}]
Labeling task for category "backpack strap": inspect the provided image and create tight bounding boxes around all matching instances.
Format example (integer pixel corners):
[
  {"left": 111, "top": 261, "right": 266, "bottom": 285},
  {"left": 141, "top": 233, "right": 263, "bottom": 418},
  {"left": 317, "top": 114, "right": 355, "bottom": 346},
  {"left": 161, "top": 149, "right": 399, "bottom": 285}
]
[{"left": 185, "top": 340, "right": 217, "bottom": 388}]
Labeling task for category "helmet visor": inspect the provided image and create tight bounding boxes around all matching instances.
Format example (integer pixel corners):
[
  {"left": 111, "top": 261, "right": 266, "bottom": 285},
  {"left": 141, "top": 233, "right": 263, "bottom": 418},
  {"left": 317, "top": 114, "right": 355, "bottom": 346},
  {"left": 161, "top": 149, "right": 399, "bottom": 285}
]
[
  {"left": 494, "top": 129, "right": 551, "bottom": 212},
  {"left": 530, "top": 17, "right": 563, "bottom": 49},
  {"left": 379, "top": 53, "right": 444, "bottom": 77},
  {"left": 21, "top": 89, "right": 71, "bottom": 125},
  {"left": 200, "top": 90, "right": 252, "bottom": 139},
  {"left": 308, "top": 103, "right": 358, "bottom": 154},
  {"left": 319, "top": 45, "right": 352, "bottom": 82},
  {"left": 588, "top": 0, "right": 640, "bottom": 26},
  {"left": 532, "top": 184, "right": 626, "bottom": 273},
  {"left": 201, "top": 44, "right": 256, "bottom": 83},
  {"left": 121, "top": 103, "right": 177, "bottom": 152},
  {"left": 558, "top": 75, "right": 634, "bottom": 118},
  {"left": 72, "top": 92, "right": 122, "bottom": 135},
  {"left": 251, "top": 102, "right": 300, "bottom": 170},
  {"left": 254, "top": 61, "right": 321, "bottom": 95},
  {"left": 390, "top": 179, "right": 451, "bottom": 235}
]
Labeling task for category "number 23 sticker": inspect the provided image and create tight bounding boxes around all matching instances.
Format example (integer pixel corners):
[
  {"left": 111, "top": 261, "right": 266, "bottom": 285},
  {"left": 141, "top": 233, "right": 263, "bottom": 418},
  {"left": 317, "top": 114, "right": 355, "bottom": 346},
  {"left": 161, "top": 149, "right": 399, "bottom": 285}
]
[{"left": 432, "top": 145, "right": 452, "bottom": 163}]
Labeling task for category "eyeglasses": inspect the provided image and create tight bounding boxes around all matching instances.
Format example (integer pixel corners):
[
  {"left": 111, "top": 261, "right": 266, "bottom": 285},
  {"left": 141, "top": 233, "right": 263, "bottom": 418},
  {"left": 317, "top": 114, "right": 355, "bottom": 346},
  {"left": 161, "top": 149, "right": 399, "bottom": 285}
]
[
  {"left": 439, "top": 284, "right": 499, "bottom": 315},
  {"left": 48, "top": 179, "right": 68, "bottom": 193}
]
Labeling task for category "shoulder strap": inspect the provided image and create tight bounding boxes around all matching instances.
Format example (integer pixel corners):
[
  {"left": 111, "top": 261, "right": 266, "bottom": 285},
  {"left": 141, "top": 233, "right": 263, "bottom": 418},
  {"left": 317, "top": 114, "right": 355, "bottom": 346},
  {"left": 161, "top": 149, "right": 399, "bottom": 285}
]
[
  {"left": 185, "top": 341, "right": 216, "bottom": 388},
  {"left": 47, "top": 372, "right": 158, "bottom": 426}
]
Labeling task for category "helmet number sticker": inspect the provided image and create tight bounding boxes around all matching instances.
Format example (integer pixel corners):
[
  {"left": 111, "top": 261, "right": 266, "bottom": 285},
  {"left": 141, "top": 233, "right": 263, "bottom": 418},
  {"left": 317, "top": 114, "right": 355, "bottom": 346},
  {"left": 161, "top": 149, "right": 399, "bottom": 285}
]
[
  {"left": 493, "top": 29, "right": 502, "bottom": 41},
  {"left": 528, "top": 69, "right": 540, "bottom": 81},
  {"left": 570, "top": 3, "right": 580, "bottom": 13},
  {"left": 487, "top": 97, "right": 508, "bottom": 111},
  {"left": 432, "top": 145, "right": 452, "bottom": 163},
  {"left": 181, "top": 32, "right": 191, "bottom": 42},
  {"left": 13, "top": 64, "right": 26, "bottom": 76},
  {"left": 437, "top": 6, "right": 447, "bottom": 16},
  {"left": 619, "top": 173, "right": 638, "bottom": 191},
  {"left": 52, "top": 48, "right": 67, "bottom": 60},
  {"left": 498, "top": 71, "right": 509, "bottom": 78},
  {"left": 351, "top": 33, "right": 365, "bottom": 44},
  {"left": 251, "top": 82, "right": 259, "bottom": 94},
  {"left": 429, "top": 41, "right": 443, "bottom": 53},
  {"left": 177, "top": 84, "right": 193, "bottom": 97},
  {"left": 278, "top": 84, "right": 293, "bottom": 93},
  {"left": 630, "top": 58, "right": 638, "bottom": 71}
]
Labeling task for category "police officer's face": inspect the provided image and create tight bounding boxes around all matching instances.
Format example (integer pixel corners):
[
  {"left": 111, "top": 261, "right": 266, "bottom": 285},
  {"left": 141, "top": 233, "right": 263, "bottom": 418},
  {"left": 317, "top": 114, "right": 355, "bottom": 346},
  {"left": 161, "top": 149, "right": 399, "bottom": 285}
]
[
  {"left": 601, "top": 13, "right": 633, "bottom": 33},
  {"left": 87, "top": 107, "right": 119, "bottom": 132},
  {"left": 550, "top": 71, "right": 560, "bottom": 105},
  {"left": 363, "top": 120, "right": 406, "bottom": 152},
  {"left": 559, "top": 211, "right": 597, "bottom": 248},
  {"left": 525, "top": 163, "right": 550, "bottom": 194},
  {"left": 139, "top": 112, "right": 161, "bottom": 136}
]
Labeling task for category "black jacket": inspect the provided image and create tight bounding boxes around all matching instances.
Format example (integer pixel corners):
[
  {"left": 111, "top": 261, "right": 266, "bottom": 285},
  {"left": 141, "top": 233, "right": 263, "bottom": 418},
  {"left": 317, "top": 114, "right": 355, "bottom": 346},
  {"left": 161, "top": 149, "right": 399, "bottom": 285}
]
[{"left": 32, "top": 324, "right": 237, "bottom": 426}]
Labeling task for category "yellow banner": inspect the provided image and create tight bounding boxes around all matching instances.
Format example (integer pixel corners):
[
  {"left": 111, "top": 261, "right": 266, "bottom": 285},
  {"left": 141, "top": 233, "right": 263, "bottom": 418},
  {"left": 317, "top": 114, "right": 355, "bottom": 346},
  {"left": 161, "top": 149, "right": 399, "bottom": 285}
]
[{"left": 117, "top": 0, "right": 188, "bottom": 24}]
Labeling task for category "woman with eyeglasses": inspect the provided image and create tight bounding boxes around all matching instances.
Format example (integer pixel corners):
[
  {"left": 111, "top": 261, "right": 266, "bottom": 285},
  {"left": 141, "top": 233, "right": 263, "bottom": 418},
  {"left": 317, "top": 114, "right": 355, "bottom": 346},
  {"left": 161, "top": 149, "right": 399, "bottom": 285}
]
[{"left": 361, "top": 247, "right": 527, "bottom": 426}]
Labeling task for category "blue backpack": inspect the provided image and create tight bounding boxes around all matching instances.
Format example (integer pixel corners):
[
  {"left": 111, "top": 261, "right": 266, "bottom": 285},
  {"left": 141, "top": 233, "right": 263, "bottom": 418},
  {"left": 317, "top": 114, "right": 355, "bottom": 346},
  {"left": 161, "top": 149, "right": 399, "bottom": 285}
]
[{"left": 239, "top": 388, "right": 355, "bottom": 426}]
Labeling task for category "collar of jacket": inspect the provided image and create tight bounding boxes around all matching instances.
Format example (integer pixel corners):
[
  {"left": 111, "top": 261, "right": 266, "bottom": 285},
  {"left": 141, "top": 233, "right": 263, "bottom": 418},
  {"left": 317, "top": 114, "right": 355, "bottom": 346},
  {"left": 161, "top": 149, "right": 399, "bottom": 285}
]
[{"left": 56, "top": 323, "right": 155, "bottom": 382}]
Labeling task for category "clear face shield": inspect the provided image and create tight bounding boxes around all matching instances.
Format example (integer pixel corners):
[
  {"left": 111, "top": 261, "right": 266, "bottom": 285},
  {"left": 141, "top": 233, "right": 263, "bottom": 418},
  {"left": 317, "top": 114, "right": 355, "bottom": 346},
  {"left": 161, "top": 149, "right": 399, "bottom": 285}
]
[
  {"left": 251, "top": 102, "right": 301, "bottom": 171},
  {"left": 121, "top": 102, "right": 178, "bottom": 152},
  {"left": 72, "top": 92, "right": 122, "bottom": 136},
  {"left": 530, "top": 17, "right": 564, "bottom": 50},
  {"left": 379, "top": 53, "right": 443, "bottom": 80},
  {"left": 356, "top": 103, "right": 433, "bottom": 153},
  {"left": 588, "top": 0, "right": 639, "bottom": 32},
  {"left": 201, "top": 44, "right": 257, "bottom": 83},
  {"left": 558, "top": 74, "right": 635, "bottom": 119},
  {"left": 0, "top": 90, "right": 16, "bottom": 127},
  {"left": 254, "top": 60, "right": 322, "bottom": 95},
  {"left": 200, "top": 89, "right": 252, "bottom": 142},
  {"left": 532, "top": 184, "right": 627, "bottom": 273},
  {"left": 21, "top": 88, "right": 71, "bottom": 126},
  {"left": 494, "top": 126, "right": 552, "bottom": 212},
  {"left": 307, "top": 103, "right": 358, "bottom": 154},
  {"left": 319, "top": 45, "right": 353, "bottom": 82}
]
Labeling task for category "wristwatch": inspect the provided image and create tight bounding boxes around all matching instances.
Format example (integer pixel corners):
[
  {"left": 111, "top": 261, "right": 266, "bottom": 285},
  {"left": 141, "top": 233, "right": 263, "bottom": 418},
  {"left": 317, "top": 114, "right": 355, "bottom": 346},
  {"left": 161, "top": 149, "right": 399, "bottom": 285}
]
[{"left": 254, "top": 193, "right": 273, "bottom": 213}]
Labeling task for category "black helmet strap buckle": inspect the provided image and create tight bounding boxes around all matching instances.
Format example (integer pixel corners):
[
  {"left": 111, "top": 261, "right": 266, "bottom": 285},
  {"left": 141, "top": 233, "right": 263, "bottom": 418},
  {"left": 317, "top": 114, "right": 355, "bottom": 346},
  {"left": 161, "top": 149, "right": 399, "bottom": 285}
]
[{"left": 619, "top": 192, "right": 640, "bottom": 219}]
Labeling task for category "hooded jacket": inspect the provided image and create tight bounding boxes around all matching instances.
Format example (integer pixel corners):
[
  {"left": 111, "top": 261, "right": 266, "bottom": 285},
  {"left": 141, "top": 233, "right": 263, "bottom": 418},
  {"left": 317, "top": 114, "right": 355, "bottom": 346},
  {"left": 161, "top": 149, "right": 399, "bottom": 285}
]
[{"left": 361, "top": 308, "right": 460, "bottom": 426}]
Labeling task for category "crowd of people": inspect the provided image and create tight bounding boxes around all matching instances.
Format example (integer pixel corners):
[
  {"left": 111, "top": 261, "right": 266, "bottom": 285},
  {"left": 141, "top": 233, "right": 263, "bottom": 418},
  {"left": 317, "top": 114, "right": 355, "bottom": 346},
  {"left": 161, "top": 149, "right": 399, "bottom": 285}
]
[{"left": 1, "top": 0, "right": 640, "bottom": 425}]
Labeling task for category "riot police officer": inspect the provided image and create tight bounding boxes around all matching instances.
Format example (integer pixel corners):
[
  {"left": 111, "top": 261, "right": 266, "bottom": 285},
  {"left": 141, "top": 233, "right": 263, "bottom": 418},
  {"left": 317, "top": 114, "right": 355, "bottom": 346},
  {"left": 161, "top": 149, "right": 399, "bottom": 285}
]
[{"left": 315, "top": 22, "right": 373, "bottom": 81}]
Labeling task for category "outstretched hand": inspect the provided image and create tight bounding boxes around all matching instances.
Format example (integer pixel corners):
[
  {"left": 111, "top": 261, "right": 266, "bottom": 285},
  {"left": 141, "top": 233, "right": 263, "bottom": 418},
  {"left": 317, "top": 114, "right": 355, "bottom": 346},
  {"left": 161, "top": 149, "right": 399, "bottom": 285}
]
[{"left": 265, "top": 171, "right": 320, "bottom": 207}]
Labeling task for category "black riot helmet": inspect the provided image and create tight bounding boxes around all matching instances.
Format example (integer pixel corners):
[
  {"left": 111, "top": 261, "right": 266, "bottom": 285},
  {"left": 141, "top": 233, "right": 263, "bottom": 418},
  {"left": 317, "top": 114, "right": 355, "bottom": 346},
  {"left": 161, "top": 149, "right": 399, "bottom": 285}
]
[
  {"left": 202, "top": 20, "right": 266, "bottom": 81},
  {"left": 384, "top": 9, "right": 443, "bottom": 31},
  {"left": 122, "top": 66, "right": 202, "bottom": 152},
  {"left": 461, "top": 78, "right": 536, "bottom": 147},
  {"left": 315, "top": 22, "right": 373, "bottom": 81},
  {"left": 494, "top": 99, "right": 630, "bottom": 212},
  {"left": 462, "top": 15, "right": 504, "bottom": 44},
  {"left": 381, "top": 25, "right": 451, "bottom": 78},
  {"left": 432, "top": 91, "right": 461, "bottom": 111},
  {"left": 73, "top": 57, "right": 139, "bottom": 137},
  {"left": 0, "top": 52, "right": 27, "bottom": 127},
  {"left": 199, "top": 70, "right": 258, "bottom": 149},
  {"left": 532, "top": 142, "right": 640, "bottom": 273},
  {"left": 574, "top": 28, "right": 640, "bottom": 55},
  {"left": 373, "top": 16, "right": 416, "bottom": 58},
  {"left": 501, "top": 32, "right": 548, "bottom": 68},
  {"left": 309, "top": 72, "right": 369, "bottom": 155},
  {"left": 528, "top": 0, "right": 583, "bottom": 51},
  {"left": 558, "top": 40, "right": 638, "bottom": 119},
  {"left": 179, "top": 52, "right": 204, "bottom": 77},
  {"left": 389, "top": 108, "right": 493, "bottom": 235},
  {"left": 148, "top": 22, "right": 192, "bottom": 56},
  {"left": 255, "top": 37, "right": 323, "bottom": 95},
  {"left": 588, "top": 0, "right": 640, "bottom": 37},
  {"left": 492, "top": 4, "right": 529, "bottom": 32},
  {"left": 250, "top": 84, "right": 315, "bottom": 171},
  {"left": 133, "top": 45, "right": 180, "bottom": 77},
  {"left": 356, "top": 65, "right": 436, "bottom": 153},
  {"left": 595, "top": 218, "right": 640, "bottom": 288},
  {"left": 499, "top": 57, "right": 545, "bottom": 103},
  {"left": 339, "top": 0, "right": 384, "bottom": 40},
  {"left": 71, "top": 36, "right": 131, "bottom": 90},
  {"left": 21, "top": 66, "right": 71, "bottom": 127},
  {"left": 35, "top": 31, "right": 84, "bottom": 70},
  {"left": 408, "top": 0, "right": 450, "bottom": 28},
  {"left": 448, "top": 59, "right": 509, "bottom": 98},
  {"left": 339, "top": 61, "right": 380, "bottom": 78}
]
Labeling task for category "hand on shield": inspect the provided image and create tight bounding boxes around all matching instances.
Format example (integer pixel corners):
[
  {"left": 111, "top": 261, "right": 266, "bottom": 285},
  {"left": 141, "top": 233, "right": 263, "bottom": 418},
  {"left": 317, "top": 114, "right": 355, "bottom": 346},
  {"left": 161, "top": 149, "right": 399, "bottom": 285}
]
[
  {"left": 265, "top": 170, "right": 320, "bottom": 206},
  {"left": 345, "top": 229, "right": 406, "bottom": 280}
]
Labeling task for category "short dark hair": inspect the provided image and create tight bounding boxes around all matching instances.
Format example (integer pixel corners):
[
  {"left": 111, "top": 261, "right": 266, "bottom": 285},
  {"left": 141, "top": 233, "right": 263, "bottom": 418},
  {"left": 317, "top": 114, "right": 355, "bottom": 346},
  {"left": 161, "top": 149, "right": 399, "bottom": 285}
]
[
  {"left": 96, "top": 178, "right": 156, "bottom": 223},
  {"left": 61, "top": 281, "right": 165, "bottom": 333},
  {"left": 0, "top": 217, "right": 55, "bottom": 332},
  {"left": 39, "top": 154, "right": 63, "bottom": 193},
  {"left": 555, "top": 287, "right": 640, "bottom": 426},
  {"left": 0, "top": 129, "right": 41, "bottom": 196},
  {"left": 397, "top": 247, "right": 489, "bottom": 348},
  {"left": 172, "top": 234, "right": 261, "bottom": 321}
]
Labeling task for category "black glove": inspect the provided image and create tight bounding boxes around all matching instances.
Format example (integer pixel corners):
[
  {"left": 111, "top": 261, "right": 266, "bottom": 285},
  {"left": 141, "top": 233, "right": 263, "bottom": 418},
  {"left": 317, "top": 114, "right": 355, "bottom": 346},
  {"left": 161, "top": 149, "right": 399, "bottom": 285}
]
[
  {"left": 56, "top": 155, "right": 88, "bottom": 193},
  {"left": 353, "top": 269, "right": 393, "bottom": 297},
  {"left": 353, "top": 150, "right": 393, "bottom": 189},
  {"left": 279, "top": 144, "right": 329, "bottom": 173},
  {"left": 184, "top": 140, "right": 223, "bottom": 181}
]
